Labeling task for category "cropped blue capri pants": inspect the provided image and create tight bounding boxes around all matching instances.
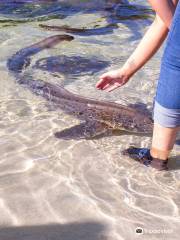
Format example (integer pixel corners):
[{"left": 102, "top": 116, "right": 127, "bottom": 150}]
[{"left": 154, "top": 1, "right": 180, "bottom": 127}]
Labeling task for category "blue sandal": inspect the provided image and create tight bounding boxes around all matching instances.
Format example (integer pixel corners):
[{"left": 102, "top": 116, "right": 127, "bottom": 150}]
[{"left": 122, "top": 147, "right": 168, "bottom": 171}]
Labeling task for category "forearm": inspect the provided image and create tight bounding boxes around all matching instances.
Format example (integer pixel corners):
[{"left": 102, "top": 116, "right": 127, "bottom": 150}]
[
  {"left": 148, "top": 0, "right": 178, "bottom": 28},
  {"left": 122, "top": 15, "right": 168, "bottom": 77}
]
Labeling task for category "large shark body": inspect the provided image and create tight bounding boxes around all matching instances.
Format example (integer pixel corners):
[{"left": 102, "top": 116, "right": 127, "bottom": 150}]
[{"left": 7, "top": 34, "right": 153, "bottom": 139}]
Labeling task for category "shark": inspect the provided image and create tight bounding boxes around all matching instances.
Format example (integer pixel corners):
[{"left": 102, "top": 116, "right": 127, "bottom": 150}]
[{"left": 7, "top": 34, "right": 153, "bottom": 139}]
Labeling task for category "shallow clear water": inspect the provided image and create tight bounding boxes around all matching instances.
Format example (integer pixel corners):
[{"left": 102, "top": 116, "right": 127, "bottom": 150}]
[{"left": 0, "top": 1, "right": 180, "bottom": 240}]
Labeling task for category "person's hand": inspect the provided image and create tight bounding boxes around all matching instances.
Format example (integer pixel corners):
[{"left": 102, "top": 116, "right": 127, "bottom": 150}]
[{"left": 96, "top": 68, "right": 130, "bottom": 92}]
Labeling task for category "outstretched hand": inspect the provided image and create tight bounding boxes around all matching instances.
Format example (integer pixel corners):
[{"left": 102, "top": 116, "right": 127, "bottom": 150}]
[{"left": 96, "top": 68, "right": 130, "bottom": 92}]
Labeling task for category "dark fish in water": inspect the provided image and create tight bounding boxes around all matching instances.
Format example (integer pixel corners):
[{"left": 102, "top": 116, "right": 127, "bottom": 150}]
[
  {"left": 39, "top": 23, "right": 118, "bottom": 36},
  {"left": 7, "top": 34, "right": 153, "bottom": 138},
  {"left": 8, "top": 34, "right": 74, "bottom": 73},
  {"left": 32, "top": 80, "right": 153, "bottom": 134},
  {"left": 39, "top": 24, "right": 90, "bottom": 33}
]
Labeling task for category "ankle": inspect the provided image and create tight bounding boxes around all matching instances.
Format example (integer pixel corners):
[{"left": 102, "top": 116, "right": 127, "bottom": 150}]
[
  {"left": 150, "top": 147, "right": 170, "bottom": 160},
  {"left": 122, "top": 147, "right": 169, "bottom": 170}
]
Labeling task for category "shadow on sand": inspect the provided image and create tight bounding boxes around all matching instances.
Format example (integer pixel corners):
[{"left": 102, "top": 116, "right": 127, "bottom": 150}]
[
  {"left": 34, "top": 55, "right": 109, "bottom": 76},
  {"left": 0, "top": 221, "right": 108, "bottom": 240}
]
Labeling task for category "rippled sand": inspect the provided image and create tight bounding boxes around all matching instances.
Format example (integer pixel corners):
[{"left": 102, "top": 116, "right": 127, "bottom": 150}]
[{"left": 0, "top": 1, "right": 180, "bottom": 240}]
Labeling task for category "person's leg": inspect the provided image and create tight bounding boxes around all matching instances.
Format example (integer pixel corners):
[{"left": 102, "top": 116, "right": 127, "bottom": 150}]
[
  {"left": 150, "top": 123, "right": 180, "bottom": 160},
  {"left": 150, "top": 0, "right": 180, "bottom": 161},
  {"left": 122, "top": 107, "right": 180, "bottom": 170},
  {"left": 122, "top": 2, "right": 180, "bottom": 170}
]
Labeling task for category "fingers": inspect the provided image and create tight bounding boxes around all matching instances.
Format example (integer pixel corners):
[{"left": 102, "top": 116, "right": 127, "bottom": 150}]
[
  {"left": 96, "top": 70, "right": 127, "bottom": 92},
  {"left": 97, "top": 79, "right": 122, "bottom": 92},
  {"left": 101, "top": 83, "right": 111, "bottom": 90},
  {"left": 96, "top": 77, "right": 121, "bottom": 92},
  {"left": 96, "top": 75, "right": 112, "bottom": 90},
  {"left": 104, "top": 82, "right": 122, "bottom": 92}
]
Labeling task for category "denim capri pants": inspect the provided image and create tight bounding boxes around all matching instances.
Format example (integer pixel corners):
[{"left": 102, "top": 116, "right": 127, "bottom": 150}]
[{"left": 154, "top": 1, "right": 180, "bottom": 127}]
